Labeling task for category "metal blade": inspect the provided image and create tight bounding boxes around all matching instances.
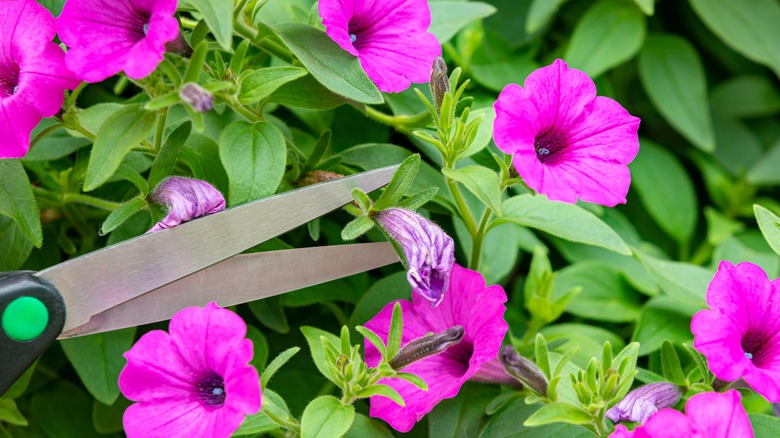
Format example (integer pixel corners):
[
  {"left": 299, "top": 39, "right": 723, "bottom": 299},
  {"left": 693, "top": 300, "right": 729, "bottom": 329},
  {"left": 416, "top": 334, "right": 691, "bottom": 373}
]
[
  {"left": 38, "top": 165, "right": 399, "bottom": 332},
  {"left": 58, "top": 242, "right": 399, "bottom": 338}
]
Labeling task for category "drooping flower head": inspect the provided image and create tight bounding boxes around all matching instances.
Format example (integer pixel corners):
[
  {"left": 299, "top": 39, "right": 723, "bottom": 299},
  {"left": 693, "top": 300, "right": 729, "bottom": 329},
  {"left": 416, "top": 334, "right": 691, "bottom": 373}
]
[
  {"left": 374, "top": 208, "right": 455, "bottom": 307},
  {"left": 57, "top": 0, "right": 181, "bottom": 82},
  {"left": 119, "top": 302, "right": 261, "bottom": 438},
  {"left": 610, "top": 390, "right": 752, "bottom": 438},
  {"left": 691, "top": 260, "right": 780, "bottom": 402},
  {"left": 319, "top": 0, "right": 442, "bottom": 93},
  {"left": 493, "top": 59, "right": 640, "bottom": 207},
  {"left": 364, "top": 264, "right": 508, "bottom": 432},
  {"left": 147, "top": 176, "right": 226, "bottom": 233},
  {"left": 606, "top": 382, "right": 682, "bottom": 424},
  {"left": 0, "top": 0, "right": 79, "bottom": 158}
]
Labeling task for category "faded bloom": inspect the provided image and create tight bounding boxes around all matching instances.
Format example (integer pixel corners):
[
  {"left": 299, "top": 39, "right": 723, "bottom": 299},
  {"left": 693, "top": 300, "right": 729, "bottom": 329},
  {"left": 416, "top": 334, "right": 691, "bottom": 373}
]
[
  {"left": 499, "top": 345, "right": 548, "bottom": 395},
  {"left": 610, "top": 390, "right": 752, "bottom": 438},
  {"left": 691, "top": 260, "right": 780, "bottom": 402},
  {"left": 606, "top": 383, "right": 682, "bottom": 424},
  {"left": 374, "top": 208, "right": 455, "bottom": 307},
  {"left": 147, "top": 177, "right": 226, "bottom": 233},
  {"left": 179, "top": 82, "right": 213, "bottom": 113},
  {"left": 493, "top": 59, "right": 640, "bottom": 207},
  {"left": 0, "top": 0, "right": 79, "bottom": 158},
  {"left": 319, "top": 0, "right": 441, "bottom": 93},
  {"left": 118, "top": 303, "right": 261, "bottom": 438},
  {"left": 57, "top": 0, "right": 180, "bottom": 82},
  {"left": 364, "top": 264, "right": 508, "bottom": 432},
  {"left": 389, "top": 326, "right": 464, "bottom": 371},
  {"left": 429, "top": 57, "right": 449, "bottom": 113}
]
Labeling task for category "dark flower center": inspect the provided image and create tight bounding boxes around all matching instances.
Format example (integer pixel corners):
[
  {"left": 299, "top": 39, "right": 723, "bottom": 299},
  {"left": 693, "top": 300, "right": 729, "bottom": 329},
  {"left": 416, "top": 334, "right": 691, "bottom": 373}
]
[
  {"left": 0, "top": 60, "right": 20, "bottom": 98},
  {"left": 742, "top": 329, "right": 772, "bottom": 366},
  {"left": 443, "top": 340, "right": 475, "bottom": 376},
  {"left": 196, "top": 372, "right": 226, "bottom": 407},
  {"left": 534, "top": 127, "right": 568, "bottom": 164}
]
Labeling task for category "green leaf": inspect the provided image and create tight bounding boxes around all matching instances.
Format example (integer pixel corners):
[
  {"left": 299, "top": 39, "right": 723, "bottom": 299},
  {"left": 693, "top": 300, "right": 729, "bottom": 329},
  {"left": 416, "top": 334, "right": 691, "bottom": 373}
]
[
  {"left": 275, "top": 23, "right": 382, "bottom": 105},
  {"left": 355, "top": 384, "right": 405, "bottom": 406},
  {"left": 84, "top": 104, "right": 156, "bottom": 191},
  {"left": 482, "top": 395, "right": 593, "bottom": 438},
  {"left": 341, "top": 215, "right": 375, "bottom": 240},
  {"left": 148, "top": 122, "right": 192, "bottom": 190},
  {"left": 100, "top": 197, "right": 147, "bottom": 235},
  {"left": 689, "top": 0, "right": 780, "bottom": 78},
  {"left": 249, "top": 297, "right": 289, "bottom": 333},
  {"left": 535, "top": 334, "right": 552, "bottom": 379},
  {"left": 554, "top": 261, "right": 641, "bottom": 322},
  {"left": 182, "top": 0, "right": 232, "bottom": 49},
  {"left": 748, "top": 140, "right": 780, "bottom": 186},
  {"left": 524, "top": 402, "right": 593, "bottom": 426},
  {"left": 0, "top": 399, "right": 27, "bottom": 426},
  {"left": 349, "top": 271, "right": 411, "bottom": 327},
  {"left": 755, "top": 204, "right": 780, "bottom": 256},
  {"left": 394, "top": 372, "right": 428, "bottom": 390},
  {"left": 564, "top": 0, "right": 647, "bottom": 78},
  {"left": 442, "top": 166, "right": 502, "bottom": 215},
  {"left": 632, "top": 296, "right": 701, "bottom": 355},
  {"left": 710, "top": 75, "right": 780, "bottom": 118},
  {"left": 0, "top": 160, "right": 42, "bottom": 247},
  {"left": 351, "top": 189, "right": 372, "bottom": 213},
  {"left": 240, "top": 67, "right": 309, "bottom": 104},
  {"left": 526, "top": 0, "right": 569, "bottom": 33},
  {"left": 219, "top": 121, "right": 286, "bottom": 206},
  {"left": 301, "top": 326, "right": 341, "bottom": 383},
  {"left": 355, "top": 326, "right": 387, "bottom": 358},
  {"left": 541, "top": 324, "right": 625, "bottom": 369},
  {"left": 633, "top": 249, "right": 711, "bottom": 305},
  {"left": 270, "top": 74, "right": 347, "bottom": 110},
  {"left": 750, "top": 413, "right": 780, "bottom": 438},
  {"left": 300, "top": 396, "right": 355, "bottom": 438},
  {"left": 247, "top": 325, "right": 269, "bottom": 371},
  {"left": 630, "top": 139, "right": 697, "bottom": 243},
  {"left": 260, "top": 347, "right": 300, "bottom": 387},
  {"left": 660, "top": 341, "right": 687, "bottom": 386},
  {"left": 178, "top": 133, "right": 229, "bottom": 195},
  {"left": 234, "top": 389, "right": 292, "bottom": 436},
  {"left": 59, "top": 327, "right": 136, "bottom": 406},
  {"left": 344, "top": 414, "right": 394, "bottom": 438},
  {"left": 633, "top": 0, "right": 654, "bottom": 15},
  {"left": 387, "top": 302, "right": 403, "bottom": 359},
  {"left": 92, "top": 397, "right": 132, "bottom": 434},
  {"left": 30, "top": 382, "right": 101, "bottom": 438},
  {"left": 396, "top": 187, "right": 439, "bottom": 211},
  {"left": 638, "top": 33, "right": 715, "bottom": 152},
  {"left": 0, "top": 216, "right": 33, "bottom": 270},
  {"left": 428, "top": 2, "right": 497, "bottom": 43},
  {"left": 371, "top": 154, "right": 421, "bottom": 211},
  {"left": 427, "top": 383, "right": 500, "bottom": 438},
  {"left": 496, "top": 194, "right": 630, "bottom": 255}
]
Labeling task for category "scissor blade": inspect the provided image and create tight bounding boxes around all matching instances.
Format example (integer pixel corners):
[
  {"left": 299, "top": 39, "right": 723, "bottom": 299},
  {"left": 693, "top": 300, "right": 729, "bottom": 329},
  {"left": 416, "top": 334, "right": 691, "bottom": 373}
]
[
  {"left": 38, "top": 165, "right": 399, "bottom": 333},
  {"left": 58, "top": 242, "right": 399, "bottom": 338}
]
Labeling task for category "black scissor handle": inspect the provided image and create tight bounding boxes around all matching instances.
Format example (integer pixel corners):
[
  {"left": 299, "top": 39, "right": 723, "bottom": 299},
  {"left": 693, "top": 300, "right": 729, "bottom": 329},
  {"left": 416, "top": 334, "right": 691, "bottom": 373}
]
[{"left": 0, "top": 272, "right": 65, "bottom": 396}]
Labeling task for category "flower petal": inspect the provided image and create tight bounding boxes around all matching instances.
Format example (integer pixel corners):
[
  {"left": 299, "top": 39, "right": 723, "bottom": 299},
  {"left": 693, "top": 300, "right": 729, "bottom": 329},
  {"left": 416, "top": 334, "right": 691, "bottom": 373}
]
[
  {"left": 123, "top": 397, "right": 244, "bottom": 438},
  {"left": 0, "top": 96, "right": 41, "bottom": 158},
  {"left": 119, "top": 330, "right": 197, "bottom": 401},
  {"left": 685, "top": 390, "right": 752, "bottom": 438}
]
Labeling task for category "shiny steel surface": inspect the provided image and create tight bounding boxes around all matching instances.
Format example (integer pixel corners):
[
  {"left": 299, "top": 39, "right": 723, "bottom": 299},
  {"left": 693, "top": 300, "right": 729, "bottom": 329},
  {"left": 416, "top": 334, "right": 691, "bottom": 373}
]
[
  {"left": 58, "top": 242, "right": 399, "bottom": 338},
  {"left": 37, "top": 165, "right": 399, "bottom": 332}
]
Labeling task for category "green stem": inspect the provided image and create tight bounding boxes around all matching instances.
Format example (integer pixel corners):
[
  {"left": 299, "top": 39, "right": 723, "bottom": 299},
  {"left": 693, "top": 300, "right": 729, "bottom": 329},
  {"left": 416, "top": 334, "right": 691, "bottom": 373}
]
[
  {"left": 444, "top": 167, "right": 477, "bottom": 236},
  {"left": 234, "top": 21, "right": 294, "bottom": 63},
  {"left": 263, "top": 409, "right": 301, "bottom": 434},
  {"left": 63, "top": 193, "right": 122, "bottom": 211},
  {"left": 67, "top": 82, "right": 87, "bottom": 108},
  {"left": 469, "top": 208, "right": 492, "bottom": 271},
  {"left": 361, "top": 105, "right": 431, "bottom": 134},
  {"left": 153, "top": 109, "right": 168, "bottom": 153},
  {"left": 30, "top": 123, "right": 63, "bottom": 148},
  {"left": 518, "top": 319, "right": 544, "bottom": 352}
]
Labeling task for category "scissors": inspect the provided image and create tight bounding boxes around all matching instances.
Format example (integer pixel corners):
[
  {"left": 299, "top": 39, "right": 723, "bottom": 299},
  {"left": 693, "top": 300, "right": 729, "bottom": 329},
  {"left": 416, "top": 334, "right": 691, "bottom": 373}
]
[{"left": 0, "top": 165, "right": 400, "bottom": 396}]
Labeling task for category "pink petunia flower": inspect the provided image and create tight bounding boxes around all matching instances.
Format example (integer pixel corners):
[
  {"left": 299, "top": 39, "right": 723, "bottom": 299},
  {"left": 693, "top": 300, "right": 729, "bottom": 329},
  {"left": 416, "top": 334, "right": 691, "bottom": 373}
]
[
  {"left": 493, "top": 59, "right": 640, "bottom": 207},
  {"left": 146, "top": 176, "right": 226, "bottom": 233},
  {"left": 610, "top": 390, "right": 752, "bottom": 438},
  {"left": 691, "top": 260, "right": 780, "bottom": 402},
  {"left": 119, "top": 302, "right": 261, "bottom": 438},
  {"left": 57, "top": 0, "right": 180, "bottom": 83},
  {"left": 364, "top": 264, "right": 508, "bottom": 432},
  {"left": 0, "top": 0, "right": 79, "bottom": 158},
  {"left": 319, "top": 0, "right": 442, "bottom": 93}
]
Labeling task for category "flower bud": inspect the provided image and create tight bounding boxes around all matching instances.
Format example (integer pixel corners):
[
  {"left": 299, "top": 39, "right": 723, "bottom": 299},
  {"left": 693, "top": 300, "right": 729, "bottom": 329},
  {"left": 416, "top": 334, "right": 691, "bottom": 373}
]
[
  {"left": 389, "top": 326, "right": 464, "bottom": 371},
  {"left": 179, "top": 82, "right": 213, "bottom": 113},
  {"left": 147, "top": 177, "right": 226, "bottom": 233},
  {"left": 500, "top": 345, "right": 548, "bottom": 396},
  {"left": 429, "top": 57, "right": 449, "bottom": 113},
  {"left": 606, "top": 382, "right": 682, "bottom": 424},
  {"left": 374, "top": 208, "right": 455, "bottom": 307}
]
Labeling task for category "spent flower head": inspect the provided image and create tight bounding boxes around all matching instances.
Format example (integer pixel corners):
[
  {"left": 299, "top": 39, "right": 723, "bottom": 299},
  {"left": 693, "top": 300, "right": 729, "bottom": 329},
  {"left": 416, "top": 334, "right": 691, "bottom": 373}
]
[
  {"left": 606, "top": 382, "right": 682, "bottom": 424},
  {"left": 147, "top": 177, "right": 226, "bottom": 233}
]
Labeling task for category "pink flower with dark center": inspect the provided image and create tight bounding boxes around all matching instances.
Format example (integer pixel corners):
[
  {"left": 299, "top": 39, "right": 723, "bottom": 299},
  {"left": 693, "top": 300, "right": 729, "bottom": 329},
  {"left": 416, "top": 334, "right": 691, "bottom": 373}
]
[
  {"left": 119, "top": 302, "right": 261, "bottom": 438},
  {"left": 691, "top": 260, "right": 780, "bottom": 402},
  {"left": 57, "top": 0, "right": 180, "bottom": 82},
  {"left": 364, "top": 264, "right": 508, "bottom": 432},
  {"left": 0, "top": 0, "right": 79, "bottom": 158},
  {"left": 319, "top": 0, "right": 442, "bottom": 93},
  {"left": 610, "top": 390, "right": 752, "bottom": 438},
  {"left": 493, "top": 59, "right": 640, "bottom": 207},
  {"left": 147, "top": 177, "right": 226, "bottom": 233}
]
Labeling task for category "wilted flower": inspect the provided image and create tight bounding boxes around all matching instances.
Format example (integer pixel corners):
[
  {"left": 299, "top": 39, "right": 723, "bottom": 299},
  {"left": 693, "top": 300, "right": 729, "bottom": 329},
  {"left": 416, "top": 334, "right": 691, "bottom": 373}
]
[
  {"left": 374, "top": 208, "right": 455, "bottom": 307},
  {"left": 691, "top": 260, "right": 780, "bottom": 402},
  {"left": 364, "top": 264, "right": 508, "bottom": 432},
  {"left": 429, "top": 57, "right": 449, "bottom": 113},
  {"left": 319, "top": 0, "right": 441, "bottom": 93},
  {"left": 0, "top": 0, "right": 79, "bottom": 158},
  {"left": 179, "top": 82, "right": 213, "bottom": 113},
  {"left": 493, "top": 59, "right": 640, "bottom": 207},
  {"left": 606, "top": 383, "right": 682, "bottom": 424},
  {"left": 499, "top": 345, "right": 548, "bottom": 395},
  {"left": 57, "top": 0, "right": 180, "bottom": 82},
  {"left": 118, "top": 303, "right": 262, "bottom": 438},
  {"left": 610, "top": 390, "right": 752, "bottom": 437},
  {"left": 147, "top": 177, "right": 226, "bottom": 233},
  {"left": 389, "top": 326, "right": 464, "bottom": 371}
]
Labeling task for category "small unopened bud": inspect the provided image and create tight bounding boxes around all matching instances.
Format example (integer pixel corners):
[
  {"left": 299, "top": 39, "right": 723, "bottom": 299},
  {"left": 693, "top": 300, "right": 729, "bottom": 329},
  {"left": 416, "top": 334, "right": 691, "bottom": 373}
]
[
  {"left": 294, "top": 170, "right": 344, "bottom": 187},
  {"left": 389, "top": 326, "right": 464, "bottom": 371},
  {"left": 606, "top": 382, "right": 682, "bottom": 424},
  {"left": 179, "top": 83, "right": 213, "bottom": 113},
  {"left": 500, "top": 345, "right": 548, "bottom": 396},
  {"left": 429, "top": 57, "right": 449, "bottom": 113}
]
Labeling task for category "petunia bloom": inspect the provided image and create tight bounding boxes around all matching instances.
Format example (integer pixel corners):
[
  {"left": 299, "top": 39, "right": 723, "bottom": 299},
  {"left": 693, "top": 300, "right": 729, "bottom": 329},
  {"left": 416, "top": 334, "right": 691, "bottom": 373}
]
[
  {"left": 147, "top": 176, "right": 226, "bottom": 233},
  {"left": 57, "top": 0, "right": 180, "bottom": 82},
  {"left": 118, "top": 302, "right": 262, "bottom": 438},
  {"left": 364, "top": 264, "right": 508, "bottom": 432},
  {"left": 493, "top": 59, "right": 640, "bottom": 207},
  {"left": 610, "top": 390, "right": 752, "bottom": 438},
  {"left": 374, "top": 208, "right": 455, "bottom": 307},
  {"left": 319, "top": 0, "right": 442, "bottom": 93},
  {"left": 0, "top": 0, "right": 79, "bottom": 158},
  {"left": 606, "top": 382, "right": 682, "bottom": 424},
  {"left": 691, "top": 260, "right": 780, "bottom": 402}
]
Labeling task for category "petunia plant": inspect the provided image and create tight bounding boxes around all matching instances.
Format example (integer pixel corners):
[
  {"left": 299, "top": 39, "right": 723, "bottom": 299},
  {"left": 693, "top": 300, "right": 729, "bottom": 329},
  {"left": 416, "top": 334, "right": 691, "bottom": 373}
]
[{"left": 3, "top": 0, "right": 780, "bottom": 437}]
